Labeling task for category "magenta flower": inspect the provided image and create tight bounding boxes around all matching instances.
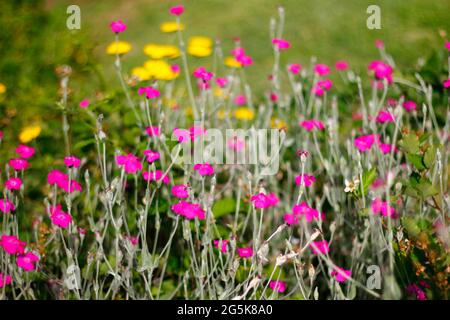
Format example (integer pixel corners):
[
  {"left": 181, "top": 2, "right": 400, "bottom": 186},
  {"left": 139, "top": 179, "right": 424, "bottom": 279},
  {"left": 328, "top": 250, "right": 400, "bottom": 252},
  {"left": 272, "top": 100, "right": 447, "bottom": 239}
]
[
  {"left": 371, "top": 198, "right": 396, "bottom": 218},
  {"left": 300, "top": 119, "right": 325, "bottom": 131},
  {"left": 9, "top": 158, "right": 28, "bottom": 170},
  {"left": 232, "top": 47, "right": 253, "bottom": 66},
  {"left": 193, "top": 66, "right": 213, "bottom": 82},
  {"left": 60, "top": 180, "right": 83, "bottom": 193},
  {"left": 250, "top": 192, "right": 279, "bottom": 209},
  {"left": 335, "top": 60, "right": 349, "bottom": 71},
  {"left": 213, "top": 239, "right": 228, "bottom": 253},
  {"left": 49, "top": 205, "right": 72, "bottom": 229},
  {"left": 5, "top": 177, "right": 22, "bottom": 191},
  {"left": 378, "top": 143, "right": 393, "bottom": 154},
  {"left": 368, "top": 60, "right": 393, "bottom": 83},
  {"left": 145, "top": 126, "right": 160, "bottom": 137},
  {"left": 0, "top": 235, "right": 26, "bottom": 255},
  {"left": 0, "top": 273, "right": 12, "bottom": 288},
  {"left": 283, "top": 213, "right": 300, "bottom": 225},
  {"left": 407, "top": 284, "right": 427, "bottom": 300},
  {"left": 16, "top": 252, "right": 39, "bottom": 272},
  {"left": 288, "top": 63, "right": 301, "bottom": 75},
  {"left": 138, "top": 86, "right": 161, "bottom": 99},
  {"left": 444, "top": 79, "right": 450, "bottom": 89},
  {"left": 47, "top": 170, "right": 67, "bottom": 185},
  {"left": 376, "top": 110, "right": 395, "bottom": 123},
  {"left": 143, "top": 150, "right": 160, "bottom": 163},
  {"left": 295, "top": 174, "right": 316, "bottom": 187},
  {"left": 171, "top": 184, "right": 189, "bottom": 199},
  {"left": 169, "top": 4, "right": 184, "bottom": 16},
  {"left": 116, "top": 154, "right": 143, "bottom": 174},
  {"left": 354, "top": 134, "right": 377, "bottom": 152},
  {"left": 272, "top": 38, "right": 290, "bottom": 50},
  {"left": 269, "top": 280, "right": 286, "bottom": 293},
  {"left": 310, "top": 240, "right": 330, "bottom": 255},
  {"left": 127, "top": 235, "right": 139, "bottom": 246},
  {"left": 171, "top": 201, "right": 205, "bottom": 220},
  {"left": 314, "top": 64, "right": 330, "bottom": 76},
  {"left": 292, "top": 202, "right": 324, "bottom": 222},
  {"left": 64, "top": 155, "right": 81, "bottom": 168},
  {"left": 193, "top": 163, "right": 215, "bottom": 176},
  {"left": 216, "top": 77, "right": 228, "bottom": 88},
  {"left": 79, "top": 99, "right": 90, "bottom": 108},
  {"left": 331, "top": 267, "right": 352, "bottom": 283},
  {"left": 237, "top": 247, "right": 253, "bottom": 258},
  {"left": 15, "top": 145, "right": 35, "bottom": 158},
  {"left": 234, "top": 95, "right": 246, "bottom": 106},
  {"left": 142, "top": 170, "right": 169, "bottom": 184},
  {"left": 0, "top": 199, "right": 15, "bottom": 214},
  {"left": 375, "top": 39, "right": 384, "bottom": 49},
  {"left": 445, "top": 41, "right": 450, "bottom": 51},
  {"left": 227, "top": 137, "right": 245, "bottom": 152},
  {"left": 171, "top": 64, "right": 181, "bottom": 74},
  {"left": 402, "top": 100, "right": 417, "bottom": 112},
  {"left": 110, "top": 20, "right": 127, "bottom": 33}
]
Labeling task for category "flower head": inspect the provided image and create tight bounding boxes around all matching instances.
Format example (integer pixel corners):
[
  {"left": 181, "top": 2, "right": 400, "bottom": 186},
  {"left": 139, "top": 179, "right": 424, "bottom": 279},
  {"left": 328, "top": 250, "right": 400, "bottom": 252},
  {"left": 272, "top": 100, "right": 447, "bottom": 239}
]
[
  {"left": 49, "top": 205, "right": 72, "bottom": 229},
  {"left": 213, "top": 239, "right": 228, "bottom": 253},
  {"left": 169, "top": 5, "right": 184, "bottom": 16},
  {"left": 314, "top": 64, "right": 330, "bottom": 76},
  {"left": 142, "top": 170, "right": 169, "bottom": 184},
  {"left": 79, "top": 99, "right": 90, "bottom": 108},
  {"left": 116, "top": 154, "right": 143, "bottom": 174},
  {"left": 110, "top": 20, "right": 127, "bottom": 33},
  {"left": 335, "top": 60, "right": 348, "bottom": 71},
  {"left": 64, "top": 156, "right": 81, "bottom": 168},
  {"left": 371, "top": 198, "right": 396, "bottom": 218},
  {"left": 403, "top": 100, "right": 417, "bottom": 112},
  {"left": 16, "top": 252, "right": 40, "bottom": 272},
  {"left": 250, "top": 193, "right": 279, "bottom": 209},
  {"left": 331, "top": 267, "right": 352, "bottom": 283},
  {"left": 269, "top": 280, "right": 286, "bottom": 293},
  {"left": 171, "top": 185, "right": 189, "bottom": 199},
  {"left": 295, "top": 174, "right": 316, "bottom": 187},
  {"left": 19, "top": 125, "right": 41, "bottom": 143},
  {"left": 272, "top": 38, "right": 290, "bottom": 50},
  {"left": 145, "top": 126, "right": 160, "bottom": 137},
  {"left": 0, "top": 199, "right": 15, "bottom": 214},
  {"left": 237, "top": 247, "right": 253, "bottom": 258},
  {"left": 354, "top": 134, "right": 377, "bottom": 152},
  {"left": 292, "top": 202, "right": 324, "bottom": 222},
  {"left": 193, "top": 163, "right": 215, "bottom": 176},
  {"left": 368, "top": 60, "right": 393, "bottom": 83},
  {"left": 171, "top": 201, "right": 205, "bottom": 220},
  {"left": 310, "top": 240, "right": 330, "bottom": 255},
  {"left": 344, "top": 178, "right": 360, "bottom": 193},
  {"left": 138, "top": 86, "right": 161, "bottom": 99},
  {"left": 15, "top": 145, "right": 35, "bottom": 158},
  {"left": 0, "top": 235, "right": 26, "bottom": 254},
  {"left": 5, "top": 178, "right": 22, "bottom": 191},
  {"left": 376, "top": 110, "right": 395, "bottom": 123},
  {"left": 143, "top": 150, "right": 160, "bottom": 163},
  {"left": 300, "top": 119, "right": 325, "bottom": 131},
  {"left": 9, "top": 158, "right": 29, "bottom": 170},
  {"left": 106, "top": 41, "right": 131, "bottom": 55},
  {"left": 288, "top": 63, "right": 301, "bottom": 74},
  {"left": 0, "top": 273, "right": 12, "bottom": 288}
]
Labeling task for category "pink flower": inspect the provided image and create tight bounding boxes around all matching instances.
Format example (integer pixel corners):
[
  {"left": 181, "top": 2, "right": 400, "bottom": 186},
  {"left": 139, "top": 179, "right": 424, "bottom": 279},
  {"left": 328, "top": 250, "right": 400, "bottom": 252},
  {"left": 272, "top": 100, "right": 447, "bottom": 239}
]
[
  {"left": 376, "top": 110, "right": 395, "bottom": 123},
  {"left": 213, "top": 239, "right": 228, "bottom": 253},
  {"left": 234, "top": 95, "right": 246, "bottom": 106},
  {"left": 317, "top": 79, "right": 333, "bottom": 90},
  {"left": 331, "top": 267, "right": 352, "bottom": 283},
  {"left": 375, "top": 39, "right": 384, "bottom": 49},
  {"left": 250, "top": 193, "right": 279, "bottom": 209},
  {"left": 269, "top": 280, "right": 286, "bottom": 293},
  {"left": 237, "top": 247, "right": 253, "bottom": 258},
  {"left": 16, "top": 252, "right": 39, "bottom": 272},
  {"left": 371, "top": 178, "right": 385, "bottom": 190},
  {"left": 354, "top": 134, "right": 377, "bottom": 152},
  {"left": 310, "top": 240, "right": 330, "bottom": 255},
  {"left": 127, "top": 235, "right": 139, "bottom": 246},
  {"left": 47, "top": 170, "right": 67, "bottom": 185},
  {"left": 232, "top": 47, "right": 253, "bottom": 66},
  {"left": 60, "top": 180, "right": 83, "bottom": 194},
  {"left": 216, "top": 77, "right": 228, "bottom": 88},
  {"left": 445, "top": 41, "right": 450, "bottom": 51},
  {"left": 171, "top": 201, "right": 205, "bottom": 220},
  {"left": 116, "top": 154, "right": 143, "bottom": 174},
  {"left": 312, "top": 85, "right": 324, "bottom": 96},
  {"left": 5, "top": 177, "right": 22, "bottom": 191},
  {"left": 368, "top": 60, "right": 393, "bottom": 83},
  {"left": 272, "top": 38, "right": 290, "bottom": 50},
  {"left": 371, "top": 198, "right": 396, "bottom": 218},
  {"left": 227, "top": 137, "right": 245, "bottom": 151},
  {"left": 314, "top": 64, "right": 330, "bottom": 76},
  {"left": 335, "top": 60, "right": 349, "bottom": 71},
  {"left": 0, "top": 235, "right": 26, "bottom": 254},
  {"left": 283, "top": 213, "right": 300, "bottom": 225},
  {"left": 15, "top": 145, "right": 35, "bottom": 158},
  {"left": 444, "top": 79, "right": 450, "bottom": 89},
  {"left": 171, "top": 64, "right": 180, "bottom": 74},
  {"left": 0, "top": 199, "right": 15, "bottom": 214},
  {"left": 407, "top": 284, "right": 427, "bottom": 300},
  {"left": 173, "top": 128, "right": 190, "bottom": 142},
  {"left": 49, "top": 205, "right": 72, "bottom": 229},
  {"left": 193, "top": 67, "right": 213, "bottom": 82},
  {"left": 300, "top": 119, "right": 325, "bottom": 131},
  {"left": 142, "top": 170, "right": 169, "bottom": 184},
  {"left": 9, "top": 158, "right": 28, "bottom": 170},
  {"left": 79, "top": 99, "right": 90, "bottom": 108},
  {"left": 110, "top": 20, "right": 127, "bottom": 33},
  {"left": 171, "top": 184, "right": 189, "bottom": 198},
  {"left": 143, "top": 150, "right": 160, "bottom": 163},
  {"left": 288, "top": 63, "right": 301, "bottom": 75},
  {"left": 295, "top": 174, "right": 316, "bottom": 187},
  {"left": 292, "top": 202, "right": 324, "bottom": 222},
  {"left": 145, "top": 126, "right": 160, "bottom": 137},
  {"left": 378, "top": 143, "right": 393, "bottom": 154},
  {"left": 403, "top": 100, "right": 417, "bottom": 112},
  {"left": 138, "top": 86, "right": 160, "bottom": 99},
  {"left": 193, "top": 163, "right": 215, "bottom": 176},
  {"left": 169, "top": 4, "right": 184, "bottom": 16},
  {"left": 64, "top": 155, "right": 81, "bottom": 168},
  {"left": 270, "top": 92, "right": 278, "bottom": 103},
  {"left": 0, "top": 273, "right": 12, "bottom": 288}
]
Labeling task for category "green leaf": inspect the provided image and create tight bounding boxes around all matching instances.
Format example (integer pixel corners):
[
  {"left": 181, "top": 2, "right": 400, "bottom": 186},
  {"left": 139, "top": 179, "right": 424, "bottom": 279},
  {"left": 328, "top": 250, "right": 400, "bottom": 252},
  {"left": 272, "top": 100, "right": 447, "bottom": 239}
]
[
  {"left": 355, "top": 168, "right": 377, "bottom": 197},
  {"left": 415, "top": 177, "right": 439, "bottom": 199},
  {"left": 399, "top": 133, "right": 420, "bottom": 154},
  {"left": 423, "top": 145, "right": 436, "bottom": 169},
  {"left": 212, "top": 197, "right": 236, "bottom": 218},
  {"left": 406, "top": 153, "right": 426, "bottom": 171}
]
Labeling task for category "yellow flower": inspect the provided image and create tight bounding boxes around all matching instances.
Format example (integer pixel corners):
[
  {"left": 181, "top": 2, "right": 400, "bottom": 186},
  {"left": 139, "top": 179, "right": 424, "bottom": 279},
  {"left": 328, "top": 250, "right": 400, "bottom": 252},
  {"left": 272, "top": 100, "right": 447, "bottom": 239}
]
[
  {"left": 234, "top": 107, "right": 254, "bottom": 121},
  {"left": 106, "top": 41, "right": 132, "bottom": 55},
  {"left": 143, "top": 44, "right": 180, "bottom": 59},
  {"left": 224, "top": 56, "right": 241, "bottom": 68},
  {"left": 185, "top": 106, "right": 193, "bottom": 117},
  {"left": 131, "top": 67, "right": 151, "bottom": 81},
  {"left": 144, "top": 60, "right": 178, "bottom": 81},
  {"left": 0, "top": 83, "right": 6, "bottom": 94},
  {"left": 271, "top": 117, "right": 287, "bottom": 130},
  {"left": 187, "top": 36, "right": 213, "bottom": 58},
  {"left": 160, "top": 21, "right": 184, "bottom": 33},
  {"left": 19, "top": 125, "right": 41, "bottom": 143}
]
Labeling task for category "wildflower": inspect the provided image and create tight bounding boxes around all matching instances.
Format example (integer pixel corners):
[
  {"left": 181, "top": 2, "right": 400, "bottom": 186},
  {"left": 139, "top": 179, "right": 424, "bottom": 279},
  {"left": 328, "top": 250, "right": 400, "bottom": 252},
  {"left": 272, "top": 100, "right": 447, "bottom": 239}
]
[
  {"left": 0, "top": 199, "right": 15, "bottom": 214},
  {"left": 16, "top": 252, "right": 40, "bottom": 272},
  {"left": 5, "top": 177, "right": 22, "bottom": 191},
  {"left": 106, "top": 41, "right": 131, "bottom": 55},
  {"left": 193, "top": 66, "right": 213, "bottom": 82},
  {"left": 169, "top": 4, "right": 184, "bottom": 16},
  {"left": 0, "top": 235, "right": 26, "bottom": 254},
  {"left": 270, "top": 93, "right": 278, "bottom": 102},
  {"left": 331, "top": 267, "right": 352, "bottom": 283},
  {"left": 127, "top": 235, "right": 139, "bottom": 246},
  {"left": 288, "top": 63, "right": 301, "bottom": 74},
  {"left": 145, "top": 126, "right": 160, "bottom": 137},
  {"left": 371, "top": 198, "right": 396, "bottom": 218},
  {"left": 376, "top": 110, "right": 395, "bottom": 123},
  {"left": 131, "top": 67, "right": 151, "bottom": 81},
  {"left": 143, "top": 44, "right": 180, "bottom": 59},
  {"left": 216, "top": 77, "right": 228, "bottom": 88},
  {"left": 160, "top": 21, "right": 184, "bottom": 33},
  {"left": 371, "top": 178, "right": 385, "bottom": 190},
  {"left": 143, "top": 170, "right": 169, "bottom": 184},
  {"left": 354, "top": 134, "right": 377, "bottom": 152},
  {"left": 64, "top": 156, "right": 81, "bottom": 168},
  {"left": 227, "top": 136, "right": 245, "bottom": 151},
  {"left": 402, "top": 100, "right": 417, "bottom": 112},
  {"left": 79, "top": 99, "right": 89, "bottom": 108},
  {"left": 110, "top": 20, "right": 127, "bottom": 33},
  {"left": 232, "top": 47, "right": 252, "bottom": 66},
  {"left": 335, "top": 60, "right": 349, "bottom": 71},
  {"left": 378, "top": 143, "right": 393, "bottom": 154},
  {"left": 0, "top": 273, "right": 12, "bottom": 288},
  {"left": 193, "top": 163, "right": 215, "bottom": 176},
  {"left": 116, "top": 154, "right": 143, "bottom": 174},
  {"left": 292, "top": 202, "right": 323, "bottom": 222},
  {"left": 444, "top": 79, "right": 450, "bottom": 88},
  {"left": 234, "top": 107, "right": 255, "bottom": 120},
  {"left": 310, "top": 240, "right": 330, "bottom": 255},
  {"left": 138, "top": 86, "right": 161, "bottom": 99},
  {"left": 16, "top": 145, "right": 35, "bottom": 158},
  {"left": 269, "top": 280, "right": 286, "bottom": 293},
  {"left": 9, "top": 158, "right": 29, "bottom": 170},
  {"left": 60, "top": 180, "right": 82, "bottom": 194},
  {"left": 283, "top": 213, "right": 300, "bottom": 225},
  {"left": 224, "top": 56, "right": 242, "bottom": 68},
  {"left": 445, "top": 41, "right": 450, "bottom": 51},
  {"left": 407, "top": 284, "right": 427, "bottom": 300},
  {"left": 234, "top": 95, "right": 246, "bottom": 106},
  {"left": 368, "top": 60, "right": 393, "bottom": 83},
  {"left": 271, "top": 117, "right": 287, "bottom": 130},
  {"left": 49, "top": 205, "right": 72, "bottom": 229},
  {"left": 300, "top": 119, "right": 325, "bottom": 131},
  {"left": 171, "top": 201, "right": 205, "bottom": 220},
  {"left": 251, "top": 193, "right": 279, "bottom": 209},
  {"left": 314, "top": 64, "right": 330, "bottom": 76},
  {"left": 237, "top": 247, "right": 253, "bottom": 258},
  {"left": 143, "top": 150, "right": 160, "bottom": 163},
  {"left": 47, "top": 170, "right": 67, "bottom": 185},
  {"left": 213, "top": 239, "right": 228, "bottom": 253},
  {"left": 344, "top": 178, "right": 360, "bottom": 193},
  {"left": 272, "top": 38, "right": 290, "bottom": 50},
  {"left": 19, "top": 125, "right": 41, "bottom": 143},
  {"left": 295, "top": 174, "right": 316, "bottom": 187},
  {"left": 171, "top": 185, "right": 189, "bottom": 199},
  {"left": 375, "top": 39, "right": 384, "bottom": 49},
  {"left": 188, "top": 36, "right": 213, "bottom": 57},
  {"left": 0, "top": 83, "right": 6, "bottom": 94}
]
